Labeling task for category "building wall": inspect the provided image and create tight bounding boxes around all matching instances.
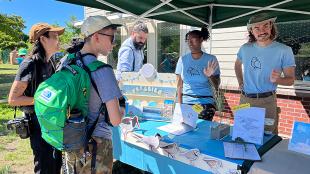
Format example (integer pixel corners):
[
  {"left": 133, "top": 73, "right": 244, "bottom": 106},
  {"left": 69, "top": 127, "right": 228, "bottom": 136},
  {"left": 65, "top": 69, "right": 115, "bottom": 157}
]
[{"left": 84, "top": 7, "right": 310, "bottom": 137}]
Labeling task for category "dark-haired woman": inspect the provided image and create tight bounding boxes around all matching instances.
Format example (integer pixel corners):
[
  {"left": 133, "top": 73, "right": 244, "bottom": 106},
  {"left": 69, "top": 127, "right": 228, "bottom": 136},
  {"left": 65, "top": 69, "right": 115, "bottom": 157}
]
[
  {"left": 175, "top": 27, "right": 221, "bottom": 121},
  {"left": 8, "top": 23, "right": 64, "bottom": 174}
]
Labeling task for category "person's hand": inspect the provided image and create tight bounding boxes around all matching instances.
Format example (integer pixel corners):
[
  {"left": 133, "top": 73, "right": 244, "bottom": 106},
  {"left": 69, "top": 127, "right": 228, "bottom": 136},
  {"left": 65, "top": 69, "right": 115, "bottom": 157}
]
[
  {"left": 203, "top": 60, "right": 218, "bottom": 77},
  {"left": 270, "top": 69, "right": 281, "bottom": 83}
]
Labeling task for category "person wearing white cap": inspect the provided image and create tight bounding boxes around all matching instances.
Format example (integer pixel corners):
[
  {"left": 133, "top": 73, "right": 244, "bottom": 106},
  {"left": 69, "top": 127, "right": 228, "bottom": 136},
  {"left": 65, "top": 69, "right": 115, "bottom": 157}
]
[
  {"left": 234, "top": 13, "right": 296, "bottom": 134},
  {"left": 64, "top": 15, "right": 124, "bottom": 174}
]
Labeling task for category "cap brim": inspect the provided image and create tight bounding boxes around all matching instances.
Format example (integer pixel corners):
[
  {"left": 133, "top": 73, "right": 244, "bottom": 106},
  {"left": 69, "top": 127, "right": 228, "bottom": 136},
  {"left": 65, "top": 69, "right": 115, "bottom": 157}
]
[
  {"left": 105, "top": 23, "right": 122, "bottom": 29},
  {"left": 247, "top": 17, "right": 277, "bottom": 30},
  {"left": 48, "top": 26, "right": 65, "bottom": 35}
]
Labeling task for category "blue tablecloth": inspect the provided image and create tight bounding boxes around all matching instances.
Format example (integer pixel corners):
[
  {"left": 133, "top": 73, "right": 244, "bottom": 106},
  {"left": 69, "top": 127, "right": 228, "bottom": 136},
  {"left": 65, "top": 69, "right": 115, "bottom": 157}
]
[{"left": 112, "top": 120, "right": 280, "bottom": 174}]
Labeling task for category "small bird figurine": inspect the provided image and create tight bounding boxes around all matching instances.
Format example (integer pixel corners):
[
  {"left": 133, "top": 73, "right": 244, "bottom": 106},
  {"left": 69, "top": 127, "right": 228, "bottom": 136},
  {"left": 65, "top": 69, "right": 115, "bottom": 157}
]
[
  {"left": 179, "top": 148, "right": 200, "bottom": 165},
  {"left": 132, "top": 132, "right": 162, "bottom": 149},
  {"left": 120, "top": 116, "right": 140, "bottom": 139},
  {"left": 159, "top": 142, "right": 180, "bottom": 159}
]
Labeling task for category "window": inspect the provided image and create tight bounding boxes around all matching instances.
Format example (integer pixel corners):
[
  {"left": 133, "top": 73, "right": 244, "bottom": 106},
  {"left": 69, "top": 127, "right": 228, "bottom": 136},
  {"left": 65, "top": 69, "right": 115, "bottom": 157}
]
[
  {"left": 157, "top": 22, "right": 180, "bottom": 73},
  {"left": 276, "top": 20, "right": 310, "bottom": 83},
  {"left": 108, "top": 28, "right": 121, "bottom": 69}
]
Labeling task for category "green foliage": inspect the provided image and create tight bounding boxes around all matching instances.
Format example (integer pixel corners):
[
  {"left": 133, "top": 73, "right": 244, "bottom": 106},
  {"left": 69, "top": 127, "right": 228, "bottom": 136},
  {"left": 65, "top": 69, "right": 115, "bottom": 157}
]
[
  {"left": 0, "top": 64, "right": 18, "bottom": 100},
  {"left": 0, "top": 165, "right": 11, "bottom": 174},
  {"left": 0, "top": 13, "right": 27, "bottom": 50},
  {"left": 59, "top": 16, "right": 81, "bottom": 52}
]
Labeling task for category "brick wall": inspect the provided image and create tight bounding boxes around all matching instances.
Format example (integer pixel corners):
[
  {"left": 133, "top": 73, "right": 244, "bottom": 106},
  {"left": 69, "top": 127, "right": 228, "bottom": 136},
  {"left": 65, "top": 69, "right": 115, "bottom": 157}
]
[{"left": 212, "top": 90, "right": 310, "bottom": 137}]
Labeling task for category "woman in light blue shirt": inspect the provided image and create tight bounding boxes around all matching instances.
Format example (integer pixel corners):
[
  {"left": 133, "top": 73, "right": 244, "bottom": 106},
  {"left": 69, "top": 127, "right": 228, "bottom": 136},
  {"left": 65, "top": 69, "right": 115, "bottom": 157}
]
[{"left": 175, "top": 27, "right": 221, "bottom": 121}]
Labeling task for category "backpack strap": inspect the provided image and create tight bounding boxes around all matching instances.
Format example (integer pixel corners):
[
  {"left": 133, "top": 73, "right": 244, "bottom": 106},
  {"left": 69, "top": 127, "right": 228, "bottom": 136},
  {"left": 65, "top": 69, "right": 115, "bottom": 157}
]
[
  {"left": 86, "top": 60, "right": 112, "bottom": 72},
  {"left": 75, "top": 53, "right": 114, "bottom": 174}
]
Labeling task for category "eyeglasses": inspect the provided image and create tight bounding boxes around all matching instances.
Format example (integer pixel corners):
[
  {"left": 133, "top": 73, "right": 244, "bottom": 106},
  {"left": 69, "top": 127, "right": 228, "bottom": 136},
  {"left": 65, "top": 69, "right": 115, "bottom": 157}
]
[{"left": 97, "top": 32, "right": 116, "bottom": 44}]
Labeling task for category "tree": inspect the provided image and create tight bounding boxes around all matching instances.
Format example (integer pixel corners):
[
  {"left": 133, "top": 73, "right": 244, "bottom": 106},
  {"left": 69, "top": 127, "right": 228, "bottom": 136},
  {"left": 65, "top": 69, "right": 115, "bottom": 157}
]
[
  {"left": 0, "top": 13, "right": 27, "bottom": 50},
  {"left": 59, "top": 16, "right": 81, "bottom": 51}
]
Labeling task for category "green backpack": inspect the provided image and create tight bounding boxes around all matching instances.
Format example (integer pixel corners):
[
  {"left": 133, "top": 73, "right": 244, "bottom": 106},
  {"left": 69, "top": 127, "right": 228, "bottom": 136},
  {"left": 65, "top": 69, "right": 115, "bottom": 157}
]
[{"left": 34, "top": 53, "right": 111, "bottom": 151}]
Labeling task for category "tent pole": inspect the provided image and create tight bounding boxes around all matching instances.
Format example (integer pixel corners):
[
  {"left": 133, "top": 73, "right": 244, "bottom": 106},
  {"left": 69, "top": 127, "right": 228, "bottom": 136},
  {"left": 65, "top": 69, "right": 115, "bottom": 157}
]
[
  {"left": 213, "top": 0, "right": 293, "bottom": 27},
  {"left": 214, "top": 4, "right": 310, "bottom": 16},
  {"left": 96, "top": 0, "right": 138, "bottom": 17},
  {"left": 146, "top": 4, "right": 210, "bottom": 17},
  {"left": 139, "top": 0, "right": 173, "bottom": 19},
  {"left": 209, "top": 5, "right": 213, "bottom": 54},
  {"left": 165, "top": 2, "right": 209, "bottom": 26}
]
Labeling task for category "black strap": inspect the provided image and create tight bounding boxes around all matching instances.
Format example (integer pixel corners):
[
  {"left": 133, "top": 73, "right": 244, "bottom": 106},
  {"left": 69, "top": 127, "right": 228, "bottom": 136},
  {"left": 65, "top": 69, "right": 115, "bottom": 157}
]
[
  {"left": 14, "top": 107, "right": 17, "bottom": 119},
  {"left": 76, "top": 52, "right": 113, "bottom": 173},
  {"left": 77, "top": 52, "right": 113, "bottom": 127},
  {"left": 90, "top": 140, "right": 97, "bottom": 174}
]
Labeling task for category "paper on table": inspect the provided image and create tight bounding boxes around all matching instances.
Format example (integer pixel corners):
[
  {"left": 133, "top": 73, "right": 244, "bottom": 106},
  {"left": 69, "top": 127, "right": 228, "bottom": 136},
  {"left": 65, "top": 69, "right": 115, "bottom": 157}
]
[
  {"left": 157, "top": 123, "right": 195, "bottom": 135},
  {"left": 157, "top": 103, "right": 198, "bottom": 135},
  {"left": 223, "top": 142, "right": 261, "bottom": 161},
  {"left": 172, "top": 103, "right": 198, "bottom": 128},
  {"left": 232, "top": 107, "right": 265, "bottom": 145}
]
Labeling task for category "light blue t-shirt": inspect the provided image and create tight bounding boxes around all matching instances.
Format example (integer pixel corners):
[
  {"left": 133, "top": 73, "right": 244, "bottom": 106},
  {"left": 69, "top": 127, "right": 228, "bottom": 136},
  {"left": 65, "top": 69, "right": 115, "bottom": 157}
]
[
  {"left": 237, "top": 41, "right": 296, "bottom": 94},
  {"left": 116, "top": 37, "right": 144, "bottom": 80},
  {"left": 83, "top": 55, "right": 122, "bottom": 140},
  {"left": 175, "top": 52, "right": 220, "bottom": 104}
]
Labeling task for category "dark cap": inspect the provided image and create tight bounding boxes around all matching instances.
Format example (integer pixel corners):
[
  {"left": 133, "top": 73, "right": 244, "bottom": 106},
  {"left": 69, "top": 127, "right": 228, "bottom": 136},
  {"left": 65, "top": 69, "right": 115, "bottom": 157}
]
[{"left": 247, "top": 13, "right": 277, "bottom": 30}]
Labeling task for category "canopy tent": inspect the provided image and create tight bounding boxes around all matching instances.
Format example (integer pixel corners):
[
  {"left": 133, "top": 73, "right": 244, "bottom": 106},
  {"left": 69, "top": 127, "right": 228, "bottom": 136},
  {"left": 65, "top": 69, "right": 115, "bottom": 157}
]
[{"left": 57, "top": 0, "right": 310, "bottom": 29}]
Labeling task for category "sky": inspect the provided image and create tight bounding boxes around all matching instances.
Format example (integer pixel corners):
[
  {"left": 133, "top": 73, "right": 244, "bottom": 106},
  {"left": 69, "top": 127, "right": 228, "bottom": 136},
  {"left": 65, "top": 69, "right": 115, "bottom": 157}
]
[{"left": 0, "top": 0, "right": 84, "bottom": 34}]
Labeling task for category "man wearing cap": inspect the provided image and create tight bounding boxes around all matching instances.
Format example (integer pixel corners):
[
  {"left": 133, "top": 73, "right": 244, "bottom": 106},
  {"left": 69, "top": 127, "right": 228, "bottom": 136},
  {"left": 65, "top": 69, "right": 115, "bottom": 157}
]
[
  {"left": 235, "top": 13, "right": 296, "bottom": 134},
  {"left": 116, "top": 21, "right": 148, "bottom": 81},
  {"left": 8, "top": 23, "right": 64, "bottom": 173},
  {"left": 64, "top": 15, "right": 124, "bottom": 174}
]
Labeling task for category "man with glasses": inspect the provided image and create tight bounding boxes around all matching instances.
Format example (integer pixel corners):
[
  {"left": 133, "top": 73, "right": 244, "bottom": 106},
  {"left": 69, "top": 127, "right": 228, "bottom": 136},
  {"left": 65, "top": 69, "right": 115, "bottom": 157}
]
[
  {"left": 235, "top": 13, "right": 296, "bottom": 134},
  {"left": 65, "top": 15, "right": 125, "bottom": 174},
  {"left": 116, "top": 21, "right": 148, "bottom": 81}
]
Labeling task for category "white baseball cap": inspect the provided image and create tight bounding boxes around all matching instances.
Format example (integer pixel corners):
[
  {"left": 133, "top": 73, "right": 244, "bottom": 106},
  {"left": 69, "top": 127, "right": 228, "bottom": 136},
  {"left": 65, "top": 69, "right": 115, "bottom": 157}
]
[{"left": 81, "top": 15, "right": 122, "bottom": 38}]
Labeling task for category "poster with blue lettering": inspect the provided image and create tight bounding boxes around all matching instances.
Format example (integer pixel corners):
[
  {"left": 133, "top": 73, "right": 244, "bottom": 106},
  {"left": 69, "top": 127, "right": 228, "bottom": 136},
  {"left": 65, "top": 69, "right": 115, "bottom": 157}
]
[{"left": 288, "top": 121, "right": 310, "bottom": 156}]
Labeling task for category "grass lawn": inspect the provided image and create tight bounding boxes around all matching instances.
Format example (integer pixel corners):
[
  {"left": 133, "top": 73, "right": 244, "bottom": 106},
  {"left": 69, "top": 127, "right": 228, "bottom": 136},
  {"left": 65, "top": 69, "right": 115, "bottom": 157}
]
[
  {"left": 0, "top": 64, "right": 18, "bottom": 100},
  {"left": 0, "top": 64, "right": 141, "bottom": 174},
  {"left": 0, "top": 103, "right": 33, "bottom": 174},
  {"left": 0, "top": 64, "right": 33, "bottom": 174}
]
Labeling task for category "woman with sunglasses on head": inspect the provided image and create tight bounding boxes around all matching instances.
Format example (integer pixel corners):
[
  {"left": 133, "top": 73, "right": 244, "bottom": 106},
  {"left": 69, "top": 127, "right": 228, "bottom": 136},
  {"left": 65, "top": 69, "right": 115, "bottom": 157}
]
[
  {"left": 175, "top": 26, "right": 221, "bottom": 121},
  {"left": 8, "top": 23, "right": 65, "bottom": 174}
]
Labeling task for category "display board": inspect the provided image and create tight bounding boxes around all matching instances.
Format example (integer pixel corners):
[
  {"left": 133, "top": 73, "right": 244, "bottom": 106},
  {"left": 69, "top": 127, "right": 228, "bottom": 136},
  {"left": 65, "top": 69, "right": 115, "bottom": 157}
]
[{"left": 119, "top": 72, "right": 177, "bottom": 121}]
